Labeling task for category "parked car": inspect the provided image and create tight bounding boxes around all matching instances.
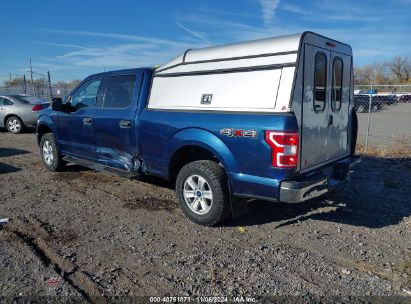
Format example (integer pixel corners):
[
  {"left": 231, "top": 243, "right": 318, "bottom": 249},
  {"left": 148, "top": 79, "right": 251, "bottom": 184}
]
[
  {"left": 398, "top": 94, "right": 411, "bottom": 103},
  {"left": 0, "top": 94, "right": 49, "bottom": 133},
  {"left": 374, "top": 95, "right": 396, "bottom": 105},
  {"left": 37, "top": 32, "right": 360, "bottom": 226},
  {"left": 354, "top": 94, "right": 382, "bottom": 112}
]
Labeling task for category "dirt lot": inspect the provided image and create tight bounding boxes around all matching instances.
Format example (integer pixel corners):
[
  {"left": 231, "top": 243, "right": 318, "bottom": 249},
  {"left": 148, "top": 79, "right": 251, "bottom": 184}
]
[{"left": 1, "top": 129, "right": 411, "bottom": 302}]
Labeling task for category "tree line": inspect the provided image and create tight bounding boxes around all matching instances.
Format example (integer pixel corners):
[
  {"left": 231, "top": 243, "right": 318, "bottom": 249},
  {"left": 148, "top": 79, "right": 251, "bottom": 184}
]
[
  {"left": 354, "top": 55, "right": 410, "bottom": 85},
  {"left": 2, "top": 77, "right": 81, "bottom": 89}
]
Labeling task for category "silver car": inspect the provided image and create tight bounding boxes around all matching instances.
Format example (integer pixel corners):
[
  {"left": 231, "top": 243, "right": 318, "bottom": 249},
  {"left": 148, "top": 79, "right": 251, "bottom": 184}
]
[{"left": 0, "top": 95, "right": 49, "bottom": 133}]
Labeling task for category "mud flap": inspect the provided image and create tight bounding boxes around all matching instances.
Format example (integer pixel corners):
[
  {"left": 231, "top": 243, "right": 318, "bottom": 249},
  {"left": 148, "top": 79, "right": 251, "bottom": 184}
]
[{"left": 230, "top": 196, "right": 249, "bottom": 219}]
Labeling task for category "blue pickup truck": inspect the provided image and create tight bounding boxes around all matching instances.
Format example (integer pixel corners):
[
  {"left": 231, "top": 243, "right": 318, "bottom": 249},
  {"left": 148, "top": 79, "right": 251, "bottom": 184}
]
[{"left": 37, "top": 32, "right": 359, "bottom": 225}]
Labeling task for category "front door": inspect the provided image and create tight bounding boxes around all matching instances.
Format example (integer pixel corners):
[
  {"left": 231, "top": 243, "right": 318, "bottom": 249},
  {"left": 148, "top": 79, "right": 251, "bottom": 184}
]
[
  {"left": 56, "top": 78, "right": 103, "bottom": 160},
  {"left": 93, "top": 73, "right": 139, "bottom": 171},
  {"left": 301, "top": 44, "right": 351, "bottom": 170}
]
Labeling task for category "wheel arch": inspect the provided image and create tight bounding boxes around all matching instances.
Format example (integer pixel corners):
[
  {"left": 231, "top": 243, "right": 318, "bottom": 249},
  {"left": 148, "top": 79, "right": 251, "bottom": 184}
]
[
  {"left": 36, "top": 122, "right": 53, "bottom": 145},
  {"left": 166, "top": 128, "right": 239, "bottom": 181},
  {"left": 169, "top": 145, "right": 220, "bottom": 181}
]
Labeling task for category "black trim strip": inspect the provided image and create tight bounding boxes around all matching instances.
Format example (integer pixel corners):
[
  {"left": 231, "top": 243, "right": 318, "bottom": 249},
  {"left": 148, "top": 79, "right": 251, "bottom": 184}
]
[
  {"left": 155, "top": 50, "right": 298, "bottom": 73},
  {"left": 182, "top": 48, "right": 191, "bottom": 63},
  {"left": 144, "top": 108, "right": 296, "bottom": 116},
  {"left": 154, "top": 62, "right": 296, "bottom": 78}
]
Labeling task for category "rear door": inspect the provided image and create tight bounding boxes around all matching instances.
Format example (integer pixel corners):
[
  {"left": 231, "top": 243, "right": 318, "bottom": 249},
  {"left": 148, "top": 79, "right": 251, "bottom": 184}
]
[
  {"left": 93, "top": 73, "right": 139, "bottom": 171},
  {"left": 329, "top": 51, "right": 351, "bottom": 158},
  {"left": 300, "top": 44, "right": 351, "bottom": 170}
]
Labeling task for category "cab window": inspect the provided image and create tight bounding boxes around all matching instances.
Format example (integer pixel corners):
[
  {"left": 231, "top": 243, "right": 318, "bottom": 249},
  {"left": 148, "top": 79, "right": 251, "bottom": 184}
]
[
  {"left": 70, "top": 79, "right": 102, "bottom": 110},
  {"left": 314, "top": 52, "right": 327, "bottom": 112},
  {"left": 331, "top": 57, "right": 343, "bottom": 111},
  {"left": 103, "top": 75, "right": 136, "bottom": 109}
]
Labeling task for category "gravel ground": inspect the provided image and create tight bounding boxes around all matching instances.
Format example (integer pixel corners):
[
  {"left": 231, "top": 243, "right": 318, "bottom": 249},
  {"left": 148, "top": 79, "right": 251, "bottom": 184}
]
[{"left": 0, "top": 130, "right": 410, "bottom": 303}]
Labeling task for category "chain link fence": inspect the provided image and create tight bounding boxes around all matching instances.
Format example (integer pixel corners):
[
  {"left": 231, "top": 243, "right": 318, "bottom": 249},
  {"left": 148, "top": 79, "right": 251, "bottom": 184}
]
[
  {"left": 354, "top": 85, "right": 411, "bottom": 155},
  {"left": 0, "top": 83, "right": 74, "bottom": 101}
]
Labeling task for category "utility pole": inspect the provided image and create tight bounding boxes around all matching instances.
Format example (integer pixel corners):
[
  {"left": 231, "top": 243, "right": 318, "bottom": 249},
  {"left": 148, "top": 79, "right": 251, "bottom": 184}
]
[
  {"left": 23, "top": 75, "right": 27, "bottom": 94},
  {"left": 30, "top": 59, "right": 35, "bottom": 96},
  {"left": 47, "top": 71, "right": 53, "bottom": 101},
  {"left": 9, "top": 73, "right": 11, "bottom": 83},
  {"left": 29, "top": 59, "right": 33, "bottom": 85}
]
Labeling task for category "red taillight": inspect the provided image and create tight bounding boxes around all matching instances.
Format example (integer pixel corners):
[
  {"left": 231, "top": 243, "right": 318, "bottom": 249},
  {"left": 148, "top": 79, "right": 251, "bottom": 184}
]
[
  {"left": 32, "top": 104, "right": 43, "bottom": 111},
  {"left": 265, "top": 131, "right": 299, "bottom": 168}
]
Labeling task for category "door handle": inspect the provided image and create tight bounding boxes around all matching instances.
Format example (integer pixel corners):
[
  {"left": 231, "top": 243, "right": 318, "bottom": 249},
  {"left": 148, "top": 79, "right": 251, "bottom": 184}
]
[
  {"left": 119, "top": 120, "right": 132, "bottom": 128},
  {"left": 83, "top": 117, "right": 92, "bottom": 125},
  {"left": 328, "top": 115, "right": 333, "bottom": 126}
]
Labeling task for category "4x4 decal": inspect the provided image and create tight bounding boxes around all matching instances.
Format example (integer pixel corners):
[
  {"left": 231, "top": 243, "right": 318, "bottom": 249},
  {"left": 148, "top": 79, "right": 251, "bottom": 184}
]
[{"left": 220, "top": 128, "right": 258, "bottom": 138}]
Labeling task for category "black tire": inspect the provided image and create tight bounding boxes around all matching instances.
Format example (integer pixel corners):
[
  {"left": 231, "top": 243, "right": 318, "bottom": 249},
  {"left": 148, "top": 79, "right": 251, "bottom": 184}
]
[
  {"left": 6, "top": 116, "right": 24, "bottom": 134},
  {"left": 176, "top": 160, "right": 230, "bottom": 226},
  {"left": 39, "top": 133, "right": 66, "bottom": 172}
]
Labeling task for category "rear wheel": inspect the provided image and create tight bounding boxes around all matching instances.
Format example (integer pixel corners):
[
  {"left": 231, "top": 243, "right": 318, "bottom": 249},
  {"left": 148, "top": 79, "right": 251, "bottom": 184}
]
[
  {"left": 6, "top": 116, "right": 24, "bottom": 134},
  {"left": 176, "top": 160, "right": 230, "bottom": 226},
  {"left": 40, "top": 133, "right": 66, "bottom": 172}
]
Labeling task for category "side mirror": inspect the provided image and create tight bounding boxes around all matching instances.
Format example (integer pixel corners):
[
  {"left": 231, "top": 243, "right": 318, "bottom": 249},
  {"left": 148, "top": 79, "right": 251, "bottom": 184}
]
[{"left": 51, "top": 97, "right": 63, "bottom": 111}]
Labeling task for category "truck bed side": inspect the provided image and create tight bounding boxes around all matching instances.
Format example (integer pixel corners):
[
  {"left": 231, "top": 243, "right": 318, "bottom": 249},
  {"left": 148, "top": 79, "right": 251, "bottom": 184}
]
[{"left": 139, "top": 110, "right": 298, "bottom": 199}]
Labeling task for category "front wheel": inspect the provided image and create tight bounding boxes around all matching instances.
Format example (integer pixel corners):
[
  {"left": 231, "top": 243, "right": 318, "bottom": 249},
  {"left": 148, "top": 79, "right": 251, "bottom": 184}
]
[
  {"left": 40, "top": 133, "right": 66, "bottom": 172},
  {"left": 176, "top": 160, "right": 230, "bottom": 226}
]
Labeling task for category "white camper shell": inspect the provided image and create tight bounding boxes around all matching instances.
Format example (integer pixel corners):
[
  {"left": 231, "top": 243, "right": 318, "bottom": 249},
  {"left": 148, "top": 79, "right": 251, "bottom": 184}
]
[{"left": 148, "top": 32, "right": 354, "bottom": 171}]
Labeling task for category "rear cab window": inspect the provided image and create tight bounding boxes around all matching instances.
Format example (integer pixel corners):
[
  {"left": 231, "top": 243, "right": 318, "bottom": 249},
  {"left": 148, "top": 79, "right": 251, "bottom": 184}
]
[
  {"left": 314, "top": 52, "right": 327, "bottom": 112},
  {"left": 103, "top": 75, "right": 136, "bottom": 109}
]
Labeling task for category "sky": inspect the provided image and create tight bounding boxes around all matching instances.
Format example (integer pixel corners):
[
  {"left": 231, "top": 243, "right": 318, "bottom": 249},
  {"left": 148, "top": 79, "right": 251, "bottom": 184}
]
[{"left": 0, "top": 0, "right": 410, "bottom": 82}]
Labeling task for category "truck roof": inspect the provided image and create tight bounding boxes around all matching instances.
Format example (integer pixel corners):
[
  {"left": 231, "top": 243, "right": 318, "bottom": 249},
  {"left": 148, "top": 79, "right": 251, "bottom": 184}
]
[{"left": 85, "top": 67, "right": 154, "bottom": 79}]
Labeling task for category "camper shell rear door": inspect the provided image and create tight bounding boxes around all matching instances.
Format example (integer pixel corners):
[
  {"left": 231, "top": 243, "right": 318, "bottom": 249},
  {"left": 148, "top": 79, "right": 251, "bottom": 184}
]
[{"left": 299, "top": 33, "right": 353, "bottom": 172}]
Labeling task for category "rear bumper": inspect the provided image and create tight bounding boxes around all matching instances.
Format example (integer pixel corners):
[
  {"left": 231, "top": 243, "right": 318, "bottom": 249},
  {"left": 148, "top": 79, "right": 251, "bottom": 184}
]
[{"left": 279, "top": 156, "right": 361, "bottom": 203}]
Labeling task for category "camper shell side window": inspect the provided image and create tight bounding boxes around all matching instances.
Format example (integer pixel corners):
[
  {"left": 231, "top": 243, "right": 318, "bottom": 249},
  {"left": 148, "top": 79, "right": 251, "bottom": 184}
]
[
  {"left": 331, "top": 57, "right": 343, "bottom": 111},
  {"left": 314, "top": 52, "right": 327, "bottom": 112}
]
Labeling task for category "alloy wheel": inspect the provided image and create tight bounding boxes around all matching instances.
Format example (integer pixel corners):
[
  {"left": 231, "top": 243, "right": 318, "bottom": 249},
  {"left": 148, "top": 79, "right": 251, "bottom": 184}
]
[{"left": 183, "top": 174, "right": 213, "bottom": 215}]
